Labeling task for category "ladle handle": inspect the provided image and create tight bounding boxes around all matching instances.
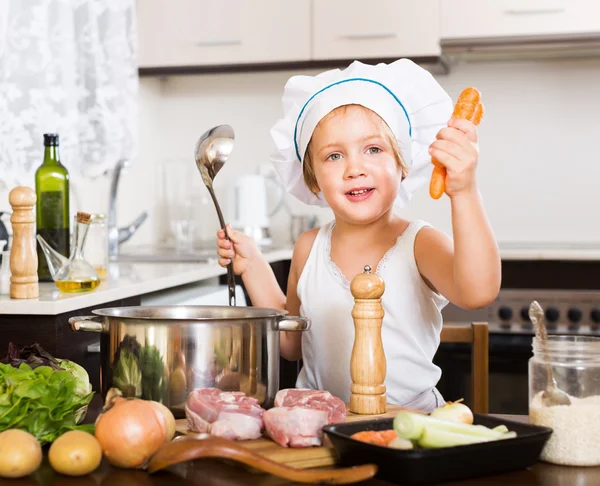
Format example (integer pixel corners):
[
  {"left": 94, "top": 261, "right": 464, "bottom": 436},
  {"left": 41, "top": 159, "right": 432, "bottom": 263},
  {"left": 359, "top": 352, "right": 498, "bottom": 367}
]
[{"left": 206, "top": 185, "right": 236, "bottom": 307}]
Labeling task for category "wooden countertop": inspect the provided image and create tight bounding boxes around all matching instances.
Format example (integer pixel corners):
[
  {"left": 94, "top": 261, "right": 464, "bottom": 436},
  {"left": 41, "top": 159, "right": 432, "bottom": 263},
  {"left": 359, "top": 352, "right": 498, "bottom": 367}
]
[{"left": 9, "top": 402, "right": 600, "bottom": 486}]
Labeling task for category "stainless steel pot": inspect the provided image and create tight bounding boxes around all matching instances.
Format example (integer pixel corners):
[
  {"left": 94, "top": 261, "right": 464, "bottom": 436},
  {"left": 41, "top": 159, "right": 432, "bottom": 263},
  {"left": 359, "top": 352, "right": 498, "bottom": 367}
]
[{"left": 69, "top": 306, "right": 309, "bottom": 417}]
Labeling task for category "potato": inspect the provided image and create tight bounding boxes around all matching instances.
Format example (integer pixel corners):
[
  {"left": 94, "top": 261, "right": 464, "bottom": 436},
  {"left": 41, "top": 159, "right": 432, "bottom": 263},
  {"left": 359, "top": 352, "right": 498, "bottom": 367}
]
[
  {"left": 49, "top": 430, "right": 102, "bottom": 476},
  {"left": 0, "top": 429, "right": 42, "bottom": 478}
]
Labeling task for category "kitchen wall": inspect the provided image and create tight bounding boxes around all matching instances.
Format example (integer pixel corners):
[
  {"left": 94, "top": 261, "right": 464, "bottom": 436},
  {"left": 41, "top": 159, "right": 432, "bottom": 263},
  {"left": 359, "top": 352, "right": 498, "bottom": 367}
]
[{"left": 4, "top": 57, "right": 600, "bottom": 251}]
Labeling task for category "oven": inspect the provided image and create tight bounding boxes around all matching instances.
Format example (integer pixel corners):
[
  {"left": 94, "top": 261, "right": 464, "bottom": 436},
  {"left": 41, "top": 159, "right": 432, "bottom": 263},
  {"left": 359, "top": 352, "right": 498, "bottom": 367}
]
[{"left": 435, "top": 260, "right": 600, "bottom": 415}]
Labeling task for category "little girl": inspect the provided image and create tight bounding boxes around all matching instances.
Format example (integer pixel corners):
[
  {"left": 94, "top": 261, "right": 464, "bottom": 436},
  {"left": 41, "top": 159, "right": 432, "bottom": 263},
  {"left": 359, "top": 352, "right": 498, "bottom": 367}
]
[{"left": 216, "top": 59, "right": 501, "bottom": 411}]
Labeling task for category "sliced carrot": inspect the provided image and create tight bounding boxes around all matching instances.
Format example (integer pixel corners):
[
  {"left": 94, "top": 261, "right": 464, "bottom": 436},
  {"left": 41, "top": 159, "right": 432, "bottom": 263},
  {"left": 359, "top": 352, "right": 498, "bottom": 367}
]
[{"left": 351, "top": 429, "right": 398, "bottom": 446}]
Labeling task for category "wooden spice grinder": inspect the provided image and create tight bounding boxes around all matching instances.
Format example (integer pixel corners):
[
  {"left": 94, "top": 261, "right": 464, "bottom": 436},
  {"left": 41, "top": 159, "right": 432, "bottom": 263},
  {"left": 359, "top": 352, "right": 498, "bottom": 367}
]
[
  {"left": 8, "top": 186, "right": 39, "bottom": 299},
  {"left": 349, "top": 265, "right": 386, "bottom": 414}
]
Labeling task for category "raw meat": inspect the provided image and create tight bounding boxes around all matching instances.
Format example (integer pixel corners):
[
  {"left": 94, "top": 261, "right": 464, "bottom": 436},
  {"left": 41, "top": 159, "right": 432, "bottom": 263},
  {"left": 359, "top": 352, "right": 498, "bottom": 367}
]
[
  {"left": 210, "top": 412, "right": 262, "bottom": 441},
  {"left": 263, "top": 407, "right": 329, "bottom": 448},
  {"left": 185, "top": 387, "right": 265, "bottom": 437},
  {"left": 274, "top": 389, "right": 346, "bottom": 424}
]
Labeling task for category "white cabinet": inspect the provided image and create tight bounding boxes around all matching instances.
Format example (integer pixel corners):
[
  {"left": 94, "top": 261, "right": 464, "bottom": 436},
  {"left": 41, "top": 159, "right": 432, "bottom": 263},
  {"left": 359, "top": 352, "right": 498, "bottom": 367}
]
[
  {"left": 441, "top": 0, "right": 600, "bottom": 39},
  {"left": 312, "top": 0, "right": 441, "bottom": 60},
  {"left": 138, "top": 0, "right": 311, "bottom": 68}
]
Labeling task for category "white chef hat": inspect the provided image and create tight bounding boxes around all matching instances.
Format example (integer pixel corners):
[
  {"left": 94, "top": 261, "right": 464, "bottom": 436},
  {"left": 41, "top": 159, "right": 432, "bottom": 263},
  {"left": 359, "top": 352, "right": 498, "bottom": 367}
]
[{"left": 269, "top": 59, "right": 453, "bottom": 208}]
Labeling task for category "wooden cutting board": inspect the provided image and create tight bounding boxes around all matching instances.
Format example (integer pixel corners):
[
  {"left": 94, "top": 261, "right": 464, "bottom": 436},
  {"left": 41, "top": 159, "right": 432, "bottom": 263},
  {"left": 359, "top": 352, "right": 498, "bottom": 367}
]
[{"left": 175, "top": 404, "right": 408, "bottom": 469}]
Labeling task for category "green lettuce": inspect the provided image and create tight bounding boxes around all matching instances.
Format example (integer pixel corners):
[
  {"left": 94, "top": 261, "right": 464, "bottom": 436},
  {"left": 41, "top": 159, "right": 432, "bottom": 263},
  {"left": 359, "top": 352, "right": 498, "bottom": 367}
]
[
  {"left": 0, "top": 362, "right": 94, "bottom": 443},
  {"left": 56, "top": 359, "right": 92, "bottom": 398}
]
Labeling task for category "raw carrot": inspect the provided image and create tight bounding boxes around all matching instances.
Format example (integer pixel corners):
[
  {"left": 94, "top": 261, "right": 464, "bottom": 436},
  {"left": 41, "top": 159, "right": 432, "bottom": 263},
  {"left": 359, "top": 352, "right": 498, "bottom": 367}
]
[
  {"left": 429, "top": 87, "right": 484, "bottom": 200},
  {"left": 351, "top": 429, "right": 398, "bottom": 447}
]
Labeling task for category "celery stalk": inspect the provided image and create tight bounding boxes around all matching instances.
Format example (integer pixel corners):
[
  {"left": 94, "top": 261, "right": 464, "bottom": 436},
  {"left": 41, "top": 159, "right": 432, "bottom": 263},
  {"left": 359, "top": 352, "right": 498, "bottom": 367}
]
[
  {"left": 418, "top": 428, "right": 493, "bottom": 448},
  {"left": 393, "top": 412, "right": 510, "bottom": 441}
]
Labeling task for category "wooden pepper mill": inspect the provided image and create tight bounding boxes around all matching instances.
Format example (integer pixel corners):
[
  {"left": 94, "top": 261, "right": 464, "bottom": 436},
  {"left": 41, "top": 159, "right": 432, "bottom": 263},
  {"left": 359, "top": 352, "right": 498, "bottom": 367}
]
[
  {"left": 349, "top": 265, "right": 387, "bottom": 414},
  {"left": 9, "top": 186, "right": 39, "bottom": 299}
]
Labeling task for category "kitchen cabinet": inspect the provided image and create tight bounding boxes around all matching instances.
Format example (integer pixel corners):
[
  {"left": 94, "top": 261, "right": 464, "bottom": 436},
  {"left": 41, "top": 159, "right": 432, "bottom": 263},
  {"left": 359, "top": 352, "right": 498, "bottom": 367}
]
[
  {"left": 441, "top": 0, "right": 600, "bottom": 39},
  {"left": 137, "top": 0, "right": 311, "bottom": 68},
  {"left": 312, "top": 0, "right": 441, "bottom": 60}
]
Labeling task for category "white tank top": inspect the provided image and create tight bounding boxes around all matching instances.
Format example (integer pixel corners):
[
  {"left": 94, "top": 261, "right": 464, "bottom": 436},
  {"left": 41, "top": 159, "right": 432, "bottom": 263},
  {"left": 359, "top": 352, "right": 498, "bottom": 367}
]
[{"left": 295, "top": 219, "right": 448, "bottom": 405}]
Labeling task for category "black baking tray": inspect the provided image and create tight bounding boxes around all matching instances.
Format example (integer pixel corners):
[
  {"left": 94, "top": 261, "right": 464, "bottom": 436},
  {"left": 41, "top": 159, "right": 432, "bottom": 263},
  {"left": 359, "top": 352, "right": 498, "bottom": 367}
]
[{"left": 324, "top": 414, "right": 552, "bottom": 485}]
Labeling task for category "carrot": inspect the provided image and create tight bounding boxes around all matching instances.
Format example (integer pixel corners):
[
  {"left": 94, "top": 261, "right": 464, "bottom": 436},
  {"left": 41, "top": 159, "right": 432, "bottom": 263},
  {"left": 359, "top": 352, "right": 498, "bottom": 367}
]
[
  {"left": 351, "top": 429, "right": 398, "bottom": 447},
  {"left": 429, "top": 87, "right": 484, "bottom": 200}
]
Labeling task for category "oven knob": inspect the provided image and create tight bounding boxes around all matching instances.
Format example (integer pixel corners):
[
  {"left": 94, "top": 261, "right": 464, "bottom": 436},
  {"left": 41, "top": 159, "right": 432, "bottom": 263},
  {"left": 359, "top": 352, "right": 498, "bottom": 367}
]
[
  {"left": 568, "top": 307, "right": 583, "bottom": 329},
  {"left": 520, "top": 306, "right": 531, "bottom": 322},
  {"left": 545, "top": 307, "right": 560, "bottom": 331},
  {"left": 591, "top": 308, "right": 600, "bottom": 324},
  {"left": 498, "top": 306, "right": 513, "bottom": 321},
  {"left": 545, "top": 307, "right": 560, "bottom": 322}
]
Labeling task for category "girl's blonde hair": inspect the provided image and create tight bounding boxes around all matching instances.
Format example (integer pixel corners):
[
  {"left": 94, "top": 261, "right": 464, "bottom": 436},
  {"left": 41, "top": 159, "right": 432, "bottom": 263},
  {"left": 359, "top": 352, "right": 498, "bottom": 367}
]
[{"left": 302, "top": 105, "right": 409, "bottom": 195}]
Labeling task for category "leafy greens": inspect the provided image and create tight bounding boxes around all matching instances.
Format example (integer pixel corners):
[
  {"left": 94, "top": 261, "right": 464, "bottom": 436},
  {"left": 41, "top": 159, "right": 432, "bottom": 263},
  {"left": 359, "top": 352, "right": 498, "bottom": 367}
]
[{"left": 0, "top": 362, "right": 94, "bottom": 443}]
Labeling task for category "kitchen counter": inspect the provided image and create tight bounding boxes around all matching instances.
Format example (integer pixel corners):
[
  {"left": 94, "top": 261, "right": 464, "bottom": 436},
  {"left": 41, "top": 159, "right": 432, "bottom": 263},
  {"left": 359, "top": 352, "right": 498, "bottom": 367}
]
[
  {"left": 0, "top": 248, "right": 293, "bottom": 315},
  {"left": 11, "top": 408, "right": 600, "bottom": 486}
]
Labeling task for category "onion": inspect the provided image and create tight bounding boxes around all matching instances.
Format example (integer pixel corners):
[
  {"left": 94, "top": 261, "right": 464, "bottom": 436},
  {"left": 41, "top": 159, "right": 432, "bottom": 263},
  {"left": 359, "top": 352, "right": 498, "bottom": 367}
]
[
  {"left": 429, "top": 399, "right": 474, "bottom": 425},
  {"left": 150, "top": 401, "right": 176, "bottom": 441},
  {"left": 94, "top": 397, "right": 167, "bottom": 469}
]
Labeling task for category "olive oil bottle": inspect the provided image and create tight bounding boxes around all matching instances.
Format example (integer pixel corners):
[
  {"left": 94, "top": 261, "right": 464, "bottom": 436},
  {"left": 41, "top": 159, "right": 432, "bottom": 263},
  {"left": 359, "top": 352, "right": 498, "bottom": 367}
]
[{"left": 35, "top": 134, "right": 70, "bottom": 281}]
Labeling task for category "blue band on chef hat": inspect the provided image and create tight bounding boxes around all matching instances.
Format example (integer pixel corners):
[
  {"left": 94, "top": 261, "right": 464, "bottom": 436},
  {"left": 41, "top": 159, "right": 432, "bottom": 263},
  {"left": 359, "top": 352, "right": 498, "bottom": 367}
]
[{"left": 293, "top": 77, "right": 412, "bottom": 162}]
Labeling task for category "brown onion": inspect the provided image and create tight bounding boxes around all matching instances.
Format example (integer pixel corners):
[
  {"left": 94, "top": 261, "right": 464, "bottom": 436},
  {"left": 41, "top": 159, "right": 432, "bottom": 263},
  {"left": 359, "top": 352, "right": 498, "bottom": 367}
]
[
  {"left": 150, "top": 401, "right": 176, "bottom": 441},
  {"left": 94, "top": 397, "right": 167, "bottom": 469}
]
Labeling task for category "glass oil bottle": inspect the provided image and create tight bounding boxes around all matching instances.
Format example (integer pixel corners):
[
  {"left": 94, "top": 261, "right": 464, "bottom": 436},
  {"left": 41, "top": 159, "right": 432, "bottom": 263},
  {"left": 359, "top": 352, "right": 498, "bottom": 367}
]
[{"left": 37, "top": 212, "right": 100, "bottom": 292}]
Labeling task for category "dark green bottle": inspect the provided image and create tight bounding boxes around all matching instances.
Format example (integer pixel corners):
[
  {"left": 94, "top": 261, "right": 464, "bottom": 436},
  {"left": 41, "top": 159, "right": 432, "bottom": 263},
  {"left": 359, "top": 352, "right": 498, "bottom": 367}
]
[{"left": 35, "top": 133, "right": 70, "bottom": 282}]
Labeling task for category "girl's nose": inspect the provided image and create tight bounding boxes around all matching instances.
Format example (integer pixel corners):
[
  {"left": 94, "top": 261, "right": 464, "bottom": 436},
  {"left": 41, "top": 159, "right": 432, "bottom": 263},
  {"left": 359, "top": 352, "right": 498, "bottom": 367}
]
[{"left": 343, "top": 155, "right": 367, "bottom": 179}]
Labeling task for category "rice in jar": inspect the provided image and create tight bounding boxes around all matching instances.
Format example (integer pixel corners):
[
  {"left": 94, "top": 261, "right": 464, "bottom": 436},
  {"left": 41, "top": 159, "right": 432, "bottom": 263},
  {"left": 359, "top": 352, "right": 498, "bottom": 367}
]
[{"left": 529, "top": 335, "right": 600, "bottom": 466}]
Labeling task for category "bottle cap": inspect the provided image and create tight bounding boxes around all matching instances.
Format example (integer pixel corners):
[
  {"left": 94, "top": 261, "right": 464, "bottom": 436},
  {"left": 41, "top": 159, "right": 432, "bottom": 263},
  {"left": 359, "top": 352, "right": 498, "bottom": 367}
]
[{"left": 43, "top": 134, "right": 59, "bottom": 146}]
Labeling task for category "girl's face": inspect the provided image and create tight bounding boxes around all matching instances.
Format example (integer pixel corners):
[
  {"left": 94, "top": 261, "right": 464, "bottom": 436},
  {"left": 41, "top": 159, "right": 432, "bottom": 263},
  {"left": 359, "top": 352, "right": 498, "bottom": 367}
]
[{"left": 308, "top": 105, "right": 402, "bottom": 224}]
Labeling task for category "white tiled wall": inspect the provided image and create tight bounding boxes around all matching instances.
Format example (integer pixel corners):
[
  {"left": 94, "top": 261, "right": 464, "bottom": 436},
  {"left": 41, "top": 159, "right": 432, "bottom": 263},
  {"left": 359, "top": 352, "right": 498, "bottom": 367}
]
[{"left": 3, "top": 58, "right": 600, "bottom": 249}]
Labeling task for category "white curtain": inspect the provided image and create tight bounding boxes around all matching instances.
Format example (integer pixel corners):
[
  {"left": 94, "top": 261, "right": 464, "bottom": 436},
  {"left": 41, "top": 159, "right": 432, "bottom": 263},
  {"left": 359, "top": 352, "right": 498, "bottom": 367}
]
[{"left": 0, "top": 0, "right": 138, "bottom": 188}]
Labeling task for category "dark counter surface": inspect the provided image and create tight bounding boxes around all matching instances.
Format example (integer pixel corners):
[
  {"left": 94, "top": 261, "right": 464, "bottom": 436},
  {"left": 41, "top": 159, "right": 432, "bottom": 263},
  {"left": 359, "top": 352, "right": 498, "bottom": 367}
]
[{"left": 0, "top": 397, "right": 597, "bottom": 486}]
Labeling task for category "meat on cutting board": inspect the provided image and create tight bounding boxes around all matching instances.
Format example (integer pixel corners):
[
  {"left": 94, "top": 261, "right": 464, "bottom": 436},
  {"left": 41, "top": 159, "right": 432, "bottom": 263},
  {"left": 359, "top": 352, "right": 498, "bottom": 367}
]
[
  {"left": 263, "top": 407, "right": 329, "bottom": 448},
  {"left": 274, "top": 389, "right": 347, "bottom": 424},
  {"left": 185, "top": 387, "right": 265, "bottom": 440}
]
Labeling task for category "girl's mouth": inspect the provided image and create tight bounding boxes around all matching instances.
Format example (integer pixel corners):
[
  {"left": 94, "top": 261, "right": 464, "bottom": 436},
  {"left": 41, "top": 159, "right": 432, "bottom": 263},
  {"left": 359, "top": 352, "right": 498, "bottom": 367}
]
[{"left": 345, "top": 187, "right": 374, "bottom": 202}]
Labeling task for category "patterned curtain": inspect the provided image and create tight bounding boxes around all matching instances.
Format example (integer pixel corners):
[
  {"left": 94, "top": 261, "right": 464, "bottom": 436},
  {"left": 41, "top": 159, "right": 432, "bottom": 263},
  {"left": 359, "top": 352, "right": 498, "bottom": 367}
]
[{"left": 0, "top": 0, "right": 139, "bottom": 188}]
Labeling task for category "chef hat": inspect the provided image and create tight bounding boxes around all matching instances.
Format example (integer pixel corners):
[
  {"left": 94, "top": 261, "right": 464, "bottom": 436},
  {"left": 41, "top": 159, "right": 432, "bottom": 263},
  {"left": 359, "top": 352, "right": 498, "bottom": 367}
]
[{"left": 269, "top": 59, "right": 453, "bottom": 208}]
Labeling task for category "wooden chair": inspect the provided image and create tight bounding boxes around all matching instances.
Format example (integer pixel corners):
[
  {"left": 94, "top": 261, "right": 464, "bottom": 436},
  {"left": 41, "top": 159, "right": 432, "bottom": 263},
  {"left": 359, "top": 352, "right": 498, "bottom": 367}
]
[{"left": 440, "top": 322, "right": 489, "bottom": 414}]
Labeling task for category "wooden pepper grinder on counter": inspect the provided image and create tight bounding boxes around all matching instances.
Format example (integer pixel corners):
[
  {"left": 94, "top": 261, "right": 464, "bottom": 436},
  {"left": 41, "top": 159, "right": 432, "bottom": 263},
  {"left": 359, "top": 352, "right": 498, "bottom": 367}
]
[
  {"left": 349, "top": 265, "right": 387, "bottom": 414},
  {"left": 9, "top": 187, "right": 39, "bottom": 299}
]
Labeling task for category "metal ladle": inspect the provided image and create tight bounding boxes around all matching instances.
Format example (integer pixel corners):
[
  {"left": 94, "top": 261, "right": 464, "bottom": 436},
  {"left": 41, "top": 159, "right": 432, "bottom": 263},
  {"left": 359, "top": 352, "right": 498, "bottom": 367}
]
[
  {"left": 529, "top": 301, "right": 571, "bottom": 407},
  {"left": 194, "top": 125, "right": 236, "bottom": 306}
]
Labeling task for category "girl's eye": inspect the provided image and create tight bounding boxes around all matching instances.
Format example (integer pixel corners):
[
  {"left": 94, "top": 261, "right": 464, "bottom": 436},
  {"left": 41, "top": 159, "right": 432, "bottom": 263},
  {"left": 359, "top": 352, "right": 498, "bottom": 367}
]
[
  {"left": 367, "top": 147, "right": 382, "bottom": 154},
  {"left": 327, "top": 153, "right": 342, "bottom": 161}
]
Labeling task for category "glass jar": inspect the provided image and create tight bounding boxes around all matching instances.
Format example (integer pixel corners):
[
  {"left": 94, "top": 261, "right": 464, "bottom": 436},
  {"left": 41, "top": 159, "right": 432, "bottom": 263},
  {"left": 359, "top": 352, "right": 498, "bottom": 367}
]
[
  {"left": 529, "top": 335, "right": 600, "bottom": 466},
  {"left": 83, "top": 213, "right": 108, "bottom": 280}
]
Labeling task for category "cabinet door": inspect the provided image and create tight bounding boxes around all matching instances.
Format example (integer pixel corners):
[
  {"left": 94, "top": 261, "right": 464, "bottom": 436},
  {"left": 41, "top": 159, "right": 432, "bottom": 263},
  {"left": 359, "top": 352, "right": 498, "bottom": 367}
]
[
  {"left": 441, "top": 0, "right": 600, "bottom": 39},
  {"left": 138, "top": 0, "right": 311, "bottom": 68},
  {"left": 312, "top": 0, "right": 441, "bottom": 60}
]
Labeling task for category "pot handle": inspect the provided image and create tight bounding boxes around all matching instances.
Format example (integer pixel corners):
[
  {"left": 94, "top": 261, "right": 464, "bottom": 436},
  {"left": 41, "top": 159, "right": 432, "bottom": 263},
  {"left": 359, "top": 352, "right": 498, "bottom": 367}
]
[
  {"left": 69, "top": 316, "right": 104, "bottom": 332},
  {"left": 276, "top": 316, "right": 310, "bottom": 332}
]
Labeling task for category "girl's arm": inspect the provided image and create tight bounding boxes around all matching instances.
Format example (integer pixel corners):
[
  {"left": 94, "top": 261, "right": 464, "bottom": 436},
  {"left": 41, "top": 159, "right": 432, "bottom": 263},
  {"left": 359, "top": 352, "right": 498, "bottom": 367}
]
[
  {"left": 280, "top": 229, "right": 319, "bottom": 361},
  {"left": 415, "top": 118, "right": 501, "bottom": 310}
]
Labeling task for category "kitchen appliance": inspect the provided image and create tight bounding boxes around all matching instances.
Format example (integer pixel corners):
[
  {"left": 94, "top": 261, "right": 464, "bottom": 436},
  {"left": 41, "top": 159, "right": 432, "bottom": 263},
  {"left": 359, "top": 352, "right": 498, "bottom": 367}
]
[
  {"left": 68, "top": 305, "right": 310, "bottom": 417},
  {"left": 437, "top": 259, "right": 600, "bottom": 415},
  {"left": 230, "top": 174, "right": 284, "bottom": 247}
]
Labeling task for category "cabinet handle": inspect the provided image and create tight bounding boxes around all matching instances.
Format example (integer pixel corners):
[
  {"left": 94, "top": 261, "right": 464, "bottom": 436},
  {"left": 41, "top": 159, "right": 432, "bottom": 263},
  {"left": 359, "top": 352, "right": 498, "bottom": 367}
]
[
  {"left": 339, "top": 33, "right": 397, "bottom": 41},
  {"left": 194, "top": 40, "right": 242, "bottom": 47},
  {"left": 87, "top": 343, "right": 100, "bottom": 354},
  {"left": 504, "top": 7, "right": 565, "bottom": 15}
]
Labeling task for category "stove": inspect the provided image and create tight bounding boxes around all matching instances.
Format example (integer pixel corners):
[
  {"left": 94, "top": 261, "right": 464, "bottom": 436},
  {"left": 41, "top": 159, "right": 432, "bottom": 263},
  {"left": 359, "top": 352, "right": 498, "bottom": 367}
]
[{"left": 487, "top": 289, "right": 600, "bottom": 335}]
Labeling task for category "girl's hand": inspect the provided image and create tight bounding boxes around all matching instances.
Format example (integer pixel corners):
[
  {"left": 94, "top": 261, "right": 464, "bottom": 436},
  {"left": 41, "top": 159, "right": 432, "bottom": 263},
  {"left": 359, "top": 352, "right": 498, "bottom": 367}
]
[
  {"left": 216, "top": 224, "right": 259, "bottom": 275},
  {"left": 428, "top": 118, "right": 479, "bottom": 198}
]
